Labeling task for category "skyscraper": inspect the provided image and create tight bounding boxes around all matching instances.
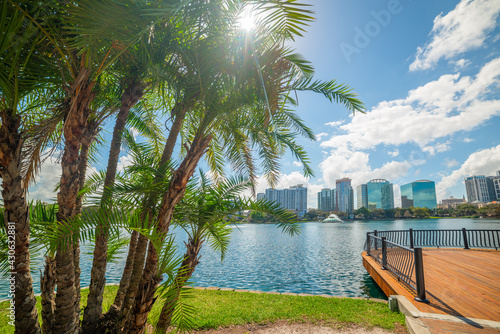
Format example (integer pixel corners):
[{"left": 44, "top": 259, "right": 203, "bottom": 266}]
[
  {"left": 336, "top": 178, "right": 353, "bottom": 214},
  {"left": 491, "top": 170, "right": 500, "bottom": 201},
  {"left": 366, "top": 179, "right": 394, "bottom": 210},
  {"left": 317, "top": 188, "right": 335, "bottom": 212},
  {"left": 464, "top": 176, "right": 491, "bottom": 202},
  {"left": 400, "top": 180, "right": 437, "bottom": 209},
  {"left": 264, "top": 184, "right": 308, "bottom": 216},
  {"left": 357, "top": 184, "right": 368, "bottom": 209}
]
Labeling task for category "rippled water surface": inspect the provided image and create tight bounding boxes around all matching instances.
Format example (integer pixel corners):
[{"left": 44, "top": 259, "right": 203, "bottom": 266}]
[{"left": 2, "top": 218, "right": 499, "bottom": 299}]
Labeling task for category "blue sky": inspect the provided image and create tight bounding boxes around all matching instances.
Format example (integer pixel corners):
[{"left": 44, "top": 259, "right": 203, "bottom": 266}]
[{"left": 30, "top": 0, "right": 500, "bottom": 209}]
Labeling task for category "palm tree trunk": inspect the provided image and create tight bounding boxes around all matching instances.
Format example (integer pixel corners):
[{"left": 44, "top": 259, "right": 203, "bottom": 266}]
[
  {"left": 113, "top": 101, "right": 189, "bottom": 326},
  {"left": 124, "top": 134, "right": 212, "bottom": 334},
  {"left": 41, "top": 256, "right": 56, "bottom": 334},
  {"left": 83, "top": 81, "right": 144, "bottom": 333},
  {"left": 74, "top": 122, "right": 98, "bottom": 331},
  {"left": 110, "top": 230, "right": 139, "bottom": 309},
  {"left": 54, "top": 67, "right": 93, "bottom": 334},
  {"left": 0, "top": 111, "right": 41, "bottom": 334},
  {"left": 155, "top": 237, "right": 203, "bottom": 333},
  {"left": 118, "top": 230, "right": 150, "bottom": 324}
]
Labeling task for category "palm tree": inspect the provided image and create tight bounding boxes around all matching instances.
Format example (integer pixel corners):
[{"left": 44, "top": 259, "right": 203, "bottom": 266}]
[
  {"left": 11, "top": 1, "right": 179, "bottom": 331},
  {"left": 155, "top": 172, "right": 298, "bottom": 333},
  {"left": 123, "top": 2, "right": 364, "bottom": 333},
  {"left": 0, "top": 2, "right": 61, "bottom": 332}
]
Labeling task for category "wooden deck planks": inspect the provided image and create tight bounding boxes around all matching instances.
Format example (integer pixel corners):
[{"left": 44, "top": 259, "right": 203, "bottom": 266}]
[{"left": 363, "top": 248, "right": 500, "bottom": 321}]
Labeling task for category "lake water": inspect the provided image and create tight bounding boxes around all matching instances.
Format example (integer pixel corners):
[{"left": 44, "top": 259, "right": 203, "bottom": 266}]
[{"left": 2, "top": 218, "right": 499, "bottom": 300}]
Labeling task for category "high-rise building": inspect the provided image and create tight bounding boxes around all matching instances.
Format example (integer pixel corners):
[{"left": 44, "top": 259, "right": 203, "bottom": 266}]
[
  {"left": 264, "top": 184, "right": 307, "bottom": 216},
  {"left": 256, "top": 193, "right": 265, "bottom": 201},
  {"left": 357, "top": 184, "right": 368, "bottom": 209},
  {"left": 400, "top": 180, "right": 437, "bottom": 209},
  {"left": 336, "top": 178, "right": 354, "bottom": 214},
  {"left": 317, "top": 188, "right": 335, "bottom": 212},
  {"left": 491, "top": 170, "right": 500, "bottom": 201},
  {"left": 464, "top": 176, "right": 491, "bottom": 203},
  {"left": 366, "top": 179, "right": 394, "bottom": 210}
]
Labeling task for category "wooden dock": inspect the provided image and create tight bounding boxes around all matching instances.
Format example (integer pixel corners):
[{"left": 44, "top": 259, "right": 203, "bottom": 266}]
[{"left": 363, "top": 248, "right": 500, "bottom": 322}]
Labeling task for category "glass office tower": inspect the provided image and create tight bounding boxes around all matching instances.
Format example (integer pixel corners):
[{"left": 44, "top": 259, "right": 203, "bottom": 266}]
[
  {"left": 366, "top": 179, "right": 394, "bottom": 210},
  {"left": 336, "top": 178, "right": 354, "bottom": 214},
  {"left": 318, "top": 188, "right": 335, "bottom": 212},
  {"left": 400, "top": 180, "right": 437, "bottom": 209}
]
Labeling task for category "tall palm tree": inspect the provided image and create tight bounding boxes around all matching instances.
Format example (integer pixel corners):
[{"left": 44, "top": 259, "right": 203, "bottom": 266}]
[
  {"left": 0, "top": 2, "right": 61, "bottom": 333},
  {"left": 124, "top": 2, "right": 364, "bottom": 333}
]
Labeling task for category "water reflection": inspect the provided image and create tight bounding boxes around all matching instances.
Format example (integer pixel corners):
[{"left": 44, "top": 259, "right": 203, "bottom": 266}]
[{"left": 1, "top": 218, "right": 499, "bottom": 299}]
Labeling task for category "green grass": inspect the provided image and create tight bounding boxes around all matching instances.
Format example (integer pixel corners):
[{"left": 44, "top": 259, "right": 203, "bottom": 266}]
[{"left": 0, "top": 286, "right": 405, "bottom": 333}]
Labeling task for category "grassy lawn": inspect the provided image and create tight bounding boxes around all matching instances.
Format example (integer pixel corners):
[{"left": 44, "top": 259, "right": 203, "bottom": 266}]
[{"left": 0, "top": 285, "right": 405, "bottom": 333}]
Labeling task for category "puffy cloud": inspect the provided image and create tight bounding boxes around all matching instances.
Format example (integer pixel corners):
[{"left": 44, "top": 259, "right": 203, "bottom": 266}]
[
  {"left": 388, "top": 149, "right": 399, "bottom": 157},
  {"left": 321, "top": 58, "right": 500, "bottom": 151},
  {"left": 117, "top": 154, "right": 134, "bottom": 173},
  {"left": 437, "top": 145, "right": 500, "bottom": 200},
  {"left": 452, "top": 59, "right": 471, "bottom": 70},
  {"left": 444, "top": 159, "right": 460, "bottom": 168},
  {"left": 422, "top": 142, "right": 451, "bottom": 156},
  {"left": 410, "top": 0, "right": 500, "bottom": 71},
  {"left": 315, "top": 132, "right": 329, "bottom": 141},
  {"left": 325, "top": 120, "right": 344, "bottom": 127},
  {"left": 292, "top": 161, "right": 303, "bottom": 167},
  {"left": 319, "top": 147, "right": 422, "bottom": 190},
  {"left": 28, "top": 154, "right": 62, "bottom": 203}
]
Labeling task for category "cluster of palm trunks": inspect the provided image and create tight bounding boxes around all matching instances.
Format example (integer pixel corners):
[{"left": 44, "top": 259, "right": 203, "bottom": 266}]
[{"left": 0, "top": 1, "right": 364, "bottom": 333}]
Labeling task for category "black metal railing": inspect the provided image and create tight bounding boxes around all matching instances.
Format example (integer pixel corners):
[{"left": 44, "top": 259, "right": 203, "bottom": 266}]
[
  {"left": 364, "top": 229, "right": 500, "bottom": 303},
  {"left": 365, "top": 233, "right": 427, "bottom": 302},
  {"left": 370, "top": 228, "right": 500, "bottom": 250}
]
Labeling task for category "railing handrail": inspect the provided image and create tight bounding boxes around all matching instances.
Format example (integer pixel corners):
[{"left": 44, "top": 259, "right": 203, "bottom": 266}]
[
  {"left": 367, "top": 228, "right": 500, "bottom": 250},
  {"left": 369, "top": 235, "right": 414, "bottom": 252}
]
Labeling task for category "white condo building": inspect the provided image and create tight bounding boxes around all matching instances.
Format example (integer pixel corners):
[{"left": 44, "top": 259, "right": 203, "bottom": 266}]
[
  {"left": 264, "top": 184, "right": 307, "bottom": 216},
  {"left": 464, "top": 176, "right": 491, "bottom": 203}
]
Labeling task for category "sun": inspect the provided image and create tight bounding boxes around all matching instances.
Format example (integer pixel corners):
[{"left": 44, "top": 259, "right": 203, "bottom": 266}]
[{"left": 237, "top": 8, "right": 256, "bottom": 32}]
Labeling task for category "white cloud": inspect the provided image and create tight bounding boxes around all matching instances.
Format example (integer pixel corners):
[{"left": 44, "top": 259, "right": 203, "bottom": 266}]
[
  {"left": 463, "top": 137, "right": 475, "bottom": 143},
  {"left": 292, "top": 161, "right": 302, "bottom": 167},
  {"left": 422, "top": 142, "right": 451, "bottom": 156},
  {"left": 28, "top": 151, "right": 97, "bottom": 203},
  {"left": 452, "top": 58, "right": 471, "bottom": 70},
  {"left": 315, "top": 132, "right": 329, "bottom": 141},
  {"left": 319, "top": 148, "right": 420, "bottom": 190},
  {"left": 410, "top": 0, "right": 500, "bottom": 71},
  {"left": 437, "top": 144, "right": 500, "bottom": 200},
  {"left": 325, "top": 120, "right": 344, "bottom": 127},
  {"left": 387, "top": 149, "right": 399, "bottom": 157},
  {"left": 117, "top": 154, "right": 134, "bottom": 173},
  {"left": 444, "top": 159, "right": 460, "bottom": 168},
  {"left": 321, "top": 58, "right": 500, "bottom": 152},
  {"left": 28, "top": 154, "right": 62, "bottom": 203}
]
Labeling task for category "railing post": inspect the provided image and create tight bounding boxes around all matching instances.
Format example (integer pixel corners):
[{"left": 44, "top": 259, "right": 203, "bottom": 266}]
[
  {"left": 414, "top": 247, "right": 429, "bottom": 303},
  {"left": 381, "top": 237, "right": 387, "bottom": 270},
  {"left": 366, "top": 232, "right": 370, "bottom": 255},
  {"left": 409, "top": 228, "right": 414, "bottom": 248},
  {"left": 374, "top": 230, "right": 378, "bottom": 250},
  {"left": 462, "top": 228, "right": 469, "bottom": 249}
]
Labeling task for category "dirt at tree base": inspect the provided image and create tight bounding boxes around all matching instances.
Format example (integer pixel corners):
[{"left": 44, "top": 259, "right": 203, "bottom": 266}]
[{"left": 192, "top": 320, "right": 408, "bottom": 334}]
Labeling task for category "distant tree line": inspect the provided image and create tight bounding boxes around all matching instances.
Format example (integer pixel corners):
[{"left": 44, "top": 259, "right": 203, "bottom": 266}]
[{"left": 299, "top": 203, "right": 500, "bottom": 221}]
